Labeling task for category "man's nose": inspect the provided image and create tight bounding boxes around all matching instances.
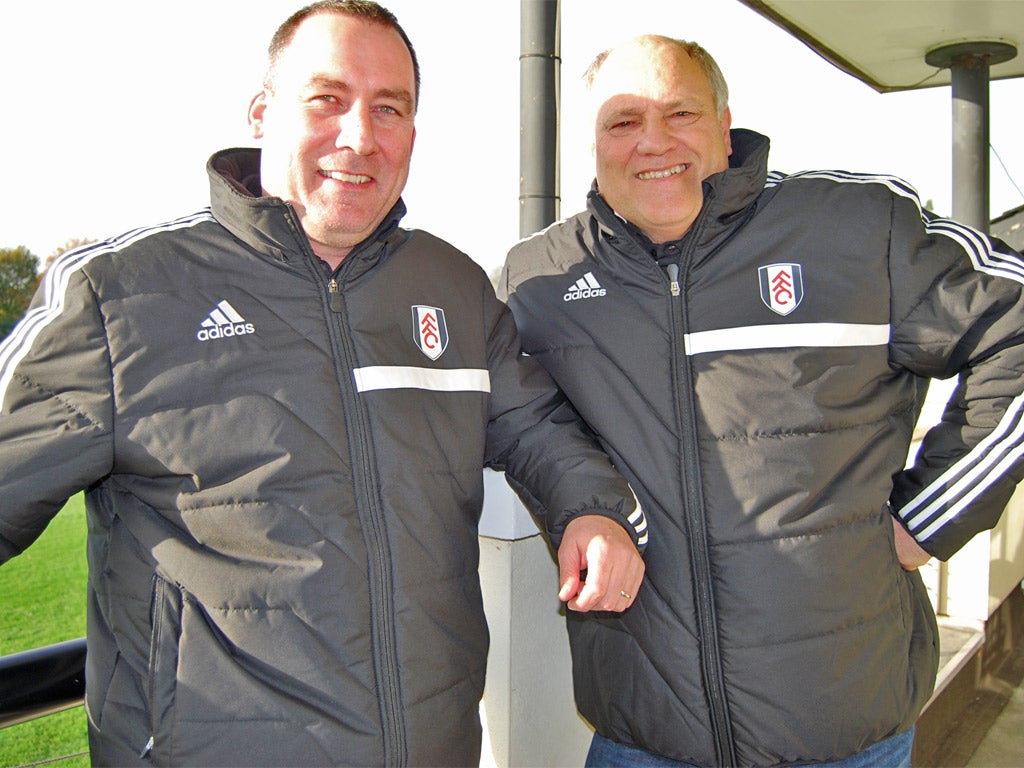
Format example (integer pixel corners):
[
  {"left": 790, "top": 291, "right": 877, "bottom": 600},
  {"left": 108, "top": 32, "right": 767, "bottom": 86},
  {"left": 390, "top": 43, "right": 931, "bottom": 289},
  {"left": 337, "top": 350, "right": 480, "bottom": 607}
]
[
  {"left": 337, "top": 108, "right": 377, "bottom": 154},
  {"left": 637, "top": 118, "right": 674, "bottom": 154}
]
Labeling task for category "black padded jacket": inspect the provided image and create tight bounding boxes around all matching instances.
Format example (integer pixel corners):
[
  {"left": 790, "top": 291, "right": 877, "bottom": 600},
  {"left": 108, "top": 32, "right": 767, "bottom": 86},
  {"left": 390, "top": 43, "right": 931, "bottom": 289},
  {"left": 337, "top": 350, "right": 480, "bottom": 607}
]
[
  {"left": 0, "top": 148, "right": 646, "bottom": 767},
  {"left": 500, "top": 129, "right": 1024, "bottom": 766}
]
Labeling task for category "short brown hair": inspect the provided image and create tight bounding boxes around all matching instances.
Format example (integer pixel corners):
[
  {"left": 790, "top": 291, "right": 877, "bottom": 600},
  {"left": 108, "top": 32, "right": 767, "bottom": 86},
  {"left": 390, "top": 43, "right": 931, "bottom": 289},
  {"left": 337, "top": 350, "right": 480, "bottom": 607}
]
[{"left": 265, "top": 0, "right": 421, "bottom": 109}]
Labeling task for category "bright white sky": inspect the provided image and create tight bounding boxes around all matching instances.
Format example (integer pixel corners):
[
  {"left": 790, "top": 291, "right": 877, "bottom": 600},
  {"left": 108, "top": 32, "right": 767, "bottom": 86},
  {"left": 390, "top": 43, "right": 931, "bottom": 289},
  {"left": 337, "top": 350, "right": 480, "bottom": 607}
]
[{"left": 2, "top": 0, "right": 1022, "bottom": 276}]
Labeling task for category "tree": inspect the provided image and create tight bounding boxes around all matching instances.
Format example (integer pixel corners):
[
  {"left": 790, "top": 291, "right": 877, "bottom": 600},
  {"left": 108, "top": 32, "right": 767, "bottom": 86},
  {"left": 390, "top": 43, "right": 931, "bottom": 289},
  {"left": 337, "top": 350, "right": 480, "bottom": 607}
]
[{"left": 0, "top": 246, "right": 40, "bottom": 341}]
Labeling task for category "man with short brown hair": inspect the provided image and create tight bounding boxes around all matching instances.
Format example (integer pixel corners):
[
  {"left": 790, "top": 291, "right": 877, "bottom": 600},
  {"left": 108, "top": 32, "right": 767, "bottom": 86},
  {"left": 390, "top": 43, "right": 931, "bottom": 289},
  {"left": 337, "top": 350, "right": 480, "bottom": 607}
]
[{"left": 0, "top": 4, "right": 646, "bottom": 765}]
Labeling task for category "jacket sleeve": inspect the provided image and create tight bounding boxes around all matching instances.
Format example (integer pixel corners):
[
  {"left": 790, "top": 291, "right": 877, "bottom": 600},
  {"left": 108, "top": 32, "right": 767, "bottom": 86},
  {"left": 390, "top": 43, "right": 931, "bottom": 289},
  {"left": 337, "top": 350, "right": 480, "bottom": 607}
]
[
  {"left": 887, "top": 191, "right": 1024, "bottom": 561},
  {"left": 0, "top": 259, "right": 114, "bottom": 562},
  {"left": 481, "top": 285, "right": 647, "bottom": 550}
]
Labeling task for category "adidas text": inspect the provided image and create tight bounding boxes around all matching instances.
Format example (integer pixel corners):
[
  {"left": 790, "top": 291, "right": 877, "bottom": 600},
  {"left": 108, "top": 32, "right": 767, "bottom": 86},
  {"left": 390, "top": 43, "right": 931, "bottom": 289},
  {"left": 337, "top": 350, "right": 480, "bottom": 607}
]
[
  {"left": 563, "top": 272, "right": 606, "bottom": 302},
  {"left": 197, "top": 299, "right": 256, "bottom": 342},
  {"left": 563, "top": 286, "right": 606, "bottom": 301},
  {"left": 197, "top": 322, "right": 255, "bottom": 342}
]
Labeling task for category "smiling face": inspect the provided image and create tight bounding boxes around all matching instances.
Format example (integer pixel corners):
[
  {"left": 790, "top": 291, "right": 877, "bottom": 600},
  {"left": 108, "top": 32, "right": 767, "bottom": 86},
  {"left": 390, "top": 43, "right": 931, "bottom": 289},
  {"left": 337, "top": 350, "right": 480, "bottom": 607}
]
[
  {"left": 591, "top": 37, "right": 732, "bottom": 243},
  {"left": 248, "top": 12, "right": 417, "bottom": 267}
]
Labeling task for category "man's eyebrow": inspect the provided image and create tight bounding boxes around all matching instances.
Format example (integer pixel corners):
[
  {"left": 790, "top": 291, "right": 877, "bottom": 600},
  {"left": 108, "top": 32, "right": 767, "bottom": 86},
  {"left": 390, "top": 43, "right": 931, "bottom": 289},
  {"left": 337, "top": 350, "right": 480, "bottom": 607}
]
[
  {"left": 375, "top": 87, "right": 415, "bottom": 110},
  {"left": 600, "top": 101, "right": 646, "bottom": 123},
  {"left": 305, "top": 75, "right": 349, "bottom": 92},
  {"left": 608, "top": 103, "right": 646, "bottom": 117}
]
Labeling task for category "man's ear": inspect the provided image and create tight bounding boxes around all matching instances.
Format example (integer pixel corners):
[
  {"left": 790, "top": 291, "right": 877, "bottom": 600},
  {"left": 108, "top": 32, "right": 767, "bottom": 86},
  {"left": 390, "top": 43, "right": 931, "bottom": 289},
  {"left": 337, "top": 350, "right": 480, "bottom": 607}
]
[
  {"left": 248, "top": 91, "right": 268, "bottom": 139},
  {"left": 721, "top": 106, "right": 733, "bottom": 157}
]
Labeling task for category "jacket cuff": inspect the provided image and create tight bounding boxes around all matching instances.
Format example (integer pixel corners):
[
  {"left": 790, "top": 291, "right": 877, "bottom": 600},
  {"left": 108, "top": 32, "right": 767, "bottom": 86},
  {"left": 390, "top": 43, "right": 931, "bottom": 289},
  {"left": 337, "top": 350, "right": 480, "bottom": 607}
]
[{"left": 566, "top": 500, "right": 649, "bottom": 553}]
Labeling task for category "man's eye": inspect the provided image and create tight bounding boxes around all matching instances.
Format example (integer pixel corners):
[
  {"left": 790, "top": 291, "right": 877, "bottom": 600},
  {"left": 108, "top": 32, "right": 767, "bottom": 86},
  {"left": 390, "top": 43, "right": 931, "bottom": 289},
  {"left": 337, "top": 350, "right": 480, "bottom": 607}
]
[
  {"left": 607, "top": 120, "right": 636, "bottom": 134},
  {"left": 671, "top": 111, "right": 700, "bottom": 125}
]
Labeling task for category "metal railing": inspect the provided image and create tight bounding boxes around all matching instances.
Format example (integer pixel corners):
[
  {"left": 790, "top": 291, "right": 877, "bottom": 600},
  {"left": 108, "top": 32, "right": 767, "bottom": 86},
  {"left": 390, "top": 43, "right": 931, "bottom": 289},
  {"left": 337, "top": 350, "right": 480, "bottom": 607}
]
[{"left": 0, "top": 637, "right": 86, "bottom": 729}]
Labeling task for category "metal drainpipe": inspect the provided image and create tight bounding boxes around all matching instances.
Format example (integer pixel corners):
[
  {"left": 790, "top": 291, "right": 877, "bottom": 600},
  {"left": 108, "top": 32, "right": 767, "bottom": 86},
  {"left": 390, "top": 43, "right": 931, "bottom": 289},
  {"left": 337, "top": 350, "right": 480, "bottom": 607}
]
[
  {"left": 519, "top": 0, "right": 561, "bottom": 238},
  {"left": 925, "top": 42, "right": 1017, "bottom": 233}
]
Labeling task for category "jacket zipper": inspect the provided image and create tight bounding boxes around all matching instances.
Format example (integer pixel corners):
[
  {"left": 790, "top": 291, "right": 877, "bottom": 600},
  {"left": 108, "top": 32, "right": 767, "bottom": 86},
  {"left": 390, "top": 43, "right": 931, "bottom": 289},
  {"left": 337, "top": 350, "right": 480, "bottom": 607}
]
[
  {"left": 666, "top": 263, "right": 681, "bottom": 297},
  {"left": 664, "top": 216, "right": 737, "bottom": 767},
  {"left": 325, "top": 266, "right": 406, "bottom": 763}
]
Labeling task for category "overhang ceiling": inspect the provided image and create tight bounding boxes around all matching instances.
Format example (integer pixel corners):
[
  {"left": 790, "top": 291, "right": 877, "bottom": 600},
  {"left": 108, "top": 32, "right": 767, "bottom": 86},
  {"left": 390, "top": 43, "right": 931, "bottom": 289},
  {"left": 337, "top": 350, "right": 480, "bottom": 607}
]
[{"left": 737, "top": 0, "right": 1024, "bottom": 92}]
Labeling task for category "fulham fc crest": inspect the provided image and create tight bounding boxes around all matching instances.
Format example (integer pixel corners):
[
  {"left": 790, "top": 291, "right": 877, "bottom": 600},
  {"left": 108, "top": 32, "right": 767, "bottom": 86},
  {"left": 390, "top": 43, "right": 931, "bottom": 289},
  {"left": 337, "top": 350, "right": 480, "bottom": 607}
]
[
  {"left": 758, "top": 263, "right": 804, "bottom": 316},
  {"left": 412, "top": 305, "right": 449, "bottom": 360}
]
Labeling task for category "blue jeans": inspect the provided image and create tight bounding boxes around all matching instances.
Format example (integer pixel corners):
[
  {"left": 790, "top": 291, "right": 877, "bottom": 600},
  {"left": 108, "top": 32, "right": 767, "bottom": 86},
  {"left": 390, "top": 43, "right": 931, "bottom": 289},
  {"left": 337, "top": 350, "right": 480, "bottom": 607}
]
[{"left": 585, "top": 728, "right": 914, "bottom": 768}]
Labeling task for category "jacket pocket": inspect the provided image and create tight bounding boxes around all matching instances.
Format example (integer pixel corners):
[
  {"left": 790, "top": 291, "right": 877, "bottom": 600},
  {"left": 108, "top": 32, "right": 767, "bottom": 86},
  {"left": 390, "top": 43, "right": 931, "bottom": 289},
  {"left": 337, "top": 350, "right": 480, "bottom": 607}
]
[
  {"left": 903, "top": 567, "right": 940, "bottom": 718},
  {"left": 146, "top": 575, "right": 183, "bottom": 761}
]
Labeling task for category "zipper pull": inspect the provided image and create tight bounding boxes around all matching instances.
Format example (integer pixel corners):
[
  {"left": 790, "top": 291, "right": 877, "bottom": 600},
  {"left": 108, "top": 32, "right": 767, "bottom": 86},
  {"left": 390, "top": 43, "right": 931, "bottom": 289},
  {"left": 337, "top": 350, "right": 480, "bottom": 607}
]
[
  {"left": 328, "top": 278, "right": 344, "bottom": 313},
  {"left": 665, "top": 263, "right": 681, "bottom": 297},
  {"left": 140, "top": 735, "right": 154, "bottom": 759}
]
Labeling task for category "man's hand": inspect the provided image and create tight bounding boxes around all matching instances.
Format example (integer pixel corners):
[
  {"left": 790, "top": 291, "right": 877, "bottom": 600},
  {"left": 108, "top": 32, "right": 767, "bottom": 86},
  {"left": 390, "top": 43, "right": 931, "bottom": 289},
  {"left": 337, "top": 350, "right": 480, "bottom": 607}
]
[
  {"left": 892, "top": 517, "right": 932, "bottom": 571},
  {"left": 558, "top": 515, "right": 645, "bottom": 612}
]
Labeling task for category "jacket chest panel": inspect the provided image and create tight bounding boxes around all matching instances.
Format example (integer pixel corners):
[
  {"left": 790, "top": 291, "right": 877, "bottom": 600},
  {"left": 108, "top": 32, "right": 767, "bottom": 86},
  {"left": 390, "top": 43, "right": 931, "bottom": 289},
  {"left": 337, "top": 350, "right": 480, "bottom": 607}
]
[{"left": 680, "top": 223, "right": 893, "bottom": 334}]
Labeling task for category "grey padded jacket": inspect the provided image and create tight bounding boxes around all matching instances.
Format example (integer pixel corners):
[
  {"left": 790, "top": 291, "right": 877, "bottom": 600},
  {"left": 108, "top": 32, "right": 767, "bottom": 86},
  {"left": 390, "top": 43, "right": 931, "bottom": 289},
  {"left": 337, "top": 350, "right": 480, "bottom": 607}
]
[
  {"left": 500, "top": 129, "right": 1024, "bottom": 766},
  {"left": 0, "top": 148, "right": 646, "bottom": 767}
]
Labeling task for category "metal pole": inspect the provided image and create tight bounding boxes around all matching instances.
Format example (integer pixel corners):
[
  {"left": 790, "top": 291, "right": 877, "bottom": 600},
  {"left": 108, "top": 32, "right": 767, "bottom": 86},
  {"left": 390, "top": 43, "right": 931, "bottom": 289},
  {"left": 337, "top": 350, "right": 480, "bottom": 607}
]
[
  {"left": 519, "top": 0, "right": 560, "bottom": 238},
  {"left": 925, "top": 42, "right": 1017, "bottom": 233},
  {"left": 951, "top": 55, "right": 990, "bottom": 231},
  {"left": 0, "top": 637, "right": 86, "bottom": 729}
]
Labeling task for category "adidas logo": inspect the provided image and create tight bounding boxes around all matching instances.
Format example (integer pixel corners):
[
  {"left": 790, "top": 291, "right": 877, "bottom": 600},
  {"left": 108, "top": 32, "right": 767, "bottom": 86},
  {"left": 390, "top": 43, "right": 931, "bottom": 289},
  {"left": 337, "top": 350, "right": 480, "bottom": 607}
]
[
  {"left": 563, "top": 272, "right": 607, "bottom": 302},
  {"left": 196, "top": 300, "right": 256, "bottom": 342}
]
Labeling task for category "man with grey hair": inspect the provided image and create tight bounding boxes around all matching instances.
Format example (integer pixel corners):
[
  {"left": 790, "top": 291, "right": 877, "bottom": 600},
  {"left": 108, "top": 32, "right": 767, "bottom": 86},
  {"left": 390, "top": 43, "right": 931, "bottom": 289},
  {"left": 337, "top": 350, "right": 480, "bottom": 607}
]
[{"left": 501, "top": 33, "right": 1024, "bottom": 767}]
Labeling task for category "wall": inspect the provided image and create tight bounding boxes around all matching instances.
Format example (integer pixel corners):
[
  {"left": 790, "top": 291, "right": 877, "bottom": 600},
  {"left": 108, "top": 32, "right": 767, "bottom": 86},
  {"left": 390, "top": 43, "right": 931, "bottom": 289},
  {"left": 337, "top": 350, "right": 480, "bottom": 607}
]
[{"left": 477, "top": 470, "right": 592, "bottom": 768}]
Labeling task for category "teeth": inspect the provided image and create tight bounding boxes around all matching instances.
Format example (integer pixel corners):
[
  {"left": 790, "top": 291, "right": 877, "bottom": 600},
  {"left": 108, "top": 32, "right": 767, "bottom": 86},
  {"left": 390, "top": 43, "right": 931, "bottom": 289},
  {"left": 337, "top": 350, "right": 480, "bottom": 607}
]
[
  {"left": 637, "top": 164, "right": 687, "bottom": 180},
  {"left": 322, "top": 170, "right": 371, "bottom": 184}
]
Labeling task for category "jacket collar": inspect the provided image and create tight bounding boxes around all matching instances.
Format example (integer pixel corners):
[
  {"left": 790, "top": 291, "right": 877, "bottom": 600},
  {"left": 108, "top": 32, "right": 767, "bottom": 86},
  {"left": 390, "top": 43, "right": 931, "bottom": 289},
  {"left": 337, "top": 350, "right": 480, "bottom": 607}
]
[
  {"left": 587, "top": 129, "right": 770, "bottom": 259},
  {"left": 206, "top": 147, "right": 407, "bottom": 273}
]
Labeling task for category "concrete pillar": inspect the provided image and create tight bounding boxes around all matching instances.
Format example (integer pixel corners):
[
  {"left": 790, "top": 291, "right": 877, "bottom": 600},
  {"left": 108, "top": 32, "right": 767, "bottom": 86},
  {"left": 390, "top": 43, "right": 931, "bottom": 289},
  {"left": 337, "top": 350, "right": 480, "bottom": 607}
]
[{"left": 478, "top": 469, "right": 591, "bottom": 768}]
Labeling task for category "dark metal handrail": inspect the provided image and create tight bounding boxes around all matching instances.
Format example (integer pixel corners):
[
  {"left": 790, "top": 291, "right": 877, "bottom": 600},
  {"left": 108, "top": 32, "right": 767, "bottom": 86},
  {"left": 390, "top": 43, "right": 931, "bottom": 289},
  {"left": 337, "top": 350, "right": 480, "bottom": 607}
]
[{"left": 0, "top": 637, "right": 86, "bottom": 729}]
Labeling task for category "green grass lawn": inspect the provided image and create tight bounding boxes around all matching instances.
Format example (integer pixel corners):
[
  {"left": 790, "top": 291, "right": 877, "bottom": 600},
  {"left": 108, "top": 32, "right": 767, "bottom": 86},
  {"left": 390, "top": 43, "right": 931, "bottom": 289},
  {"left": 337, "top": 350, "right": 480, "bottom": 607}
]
[{"left": 0, "top": 494, "right": 90, "bottom": 768}]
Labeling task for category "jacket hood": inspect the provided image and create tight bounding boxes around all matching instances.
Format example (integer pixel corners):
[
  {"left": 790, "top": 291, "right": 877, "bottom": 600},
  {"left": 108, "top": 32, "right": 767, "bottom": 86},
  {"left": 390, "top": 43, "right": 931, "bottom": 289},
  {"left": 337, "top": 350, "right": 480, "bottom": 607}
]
[{"left": 207, "top": 147, "right": 407, "bottom": 275}]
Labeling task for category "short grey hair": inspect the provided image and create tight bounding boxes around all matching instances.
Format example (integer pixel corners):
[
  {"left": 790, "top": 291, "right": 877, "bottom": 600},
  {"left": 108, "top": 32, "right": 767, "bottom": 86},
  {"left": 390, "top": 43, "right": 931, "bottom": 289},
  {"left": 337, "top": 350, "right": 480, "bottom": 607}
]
[{"left": 584, "top": 35, "right": 730, "bottom": 117}]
